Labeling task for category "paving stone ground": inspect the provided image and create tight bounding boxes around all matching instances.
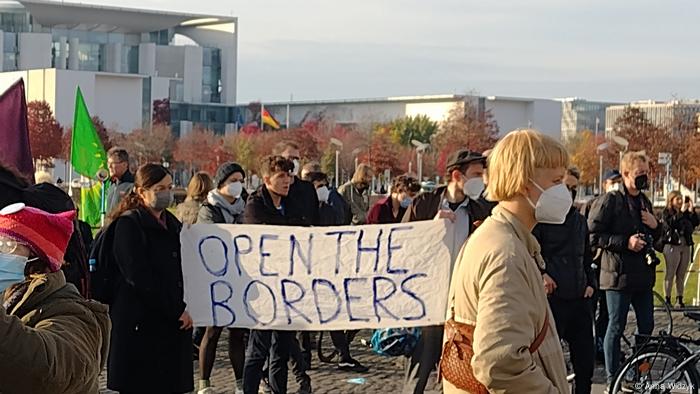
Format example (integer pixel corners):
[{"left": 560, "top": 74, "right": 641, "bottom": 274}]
[{"left": 99, "top": 308, "right": 700, "bottom": 393}]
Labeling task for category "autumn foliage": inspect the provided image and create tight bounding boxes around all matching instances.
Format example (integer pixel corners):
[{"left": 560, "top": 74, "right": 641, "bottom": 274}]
[{"left": 27, "top": 100, "right": 63, "bottom": 161}]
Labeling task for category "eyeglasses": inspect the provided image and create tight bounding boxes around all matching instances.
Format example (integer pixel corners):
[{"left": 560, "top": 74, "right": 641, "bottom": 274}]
[{"left": 0, "top": 238, "right": 20, "bottom": 254}]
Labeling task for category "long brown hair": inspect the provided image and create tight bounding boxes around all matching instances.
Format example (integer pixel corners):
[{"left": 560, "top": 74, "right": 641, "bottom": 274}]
[
  {"left": 108, "top": 163, "right": 171, "bottom": 220},
  {"left": 666, "top": 190, "right": 682, "bottom": 211},
  {"left": 187, "top": 171, "right": 213, "bottom": 201}
]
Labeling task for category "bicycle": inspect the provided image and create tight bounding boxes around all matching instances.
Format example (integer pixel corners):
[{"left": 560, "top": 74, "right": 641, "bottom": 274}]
[{"left": 609, "top": 311, "right": 700, "bottom": 393}]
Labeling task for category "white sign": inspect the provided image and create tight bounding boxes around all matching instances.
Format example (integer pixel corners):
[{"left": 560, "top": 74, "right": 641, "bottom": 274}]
[{"left": 180, "top": 221, "right": 453, "bottom": 330}]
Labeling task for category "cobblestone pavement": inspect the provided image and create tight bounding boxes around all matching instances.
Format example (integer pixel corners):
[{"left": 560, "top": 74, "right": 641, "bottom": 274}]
[{"left": 100, "top": 308, "right": 700, "bottom": 393}]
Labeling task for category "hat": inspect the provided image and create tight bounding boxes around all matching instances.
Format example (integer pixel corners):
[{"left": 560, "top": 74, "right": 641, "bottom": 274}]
[
  {"left": 0, "top": 203, "right": 75, "bottom": 272},
  {"left": 213, "top": 162, "right": 246, "bottom": 189},
  {"left": 446, "top": 149, "right": 486, "bottom": 170},
  {"left": 604, "top": 169, "right": 622, "bottom": 181}
]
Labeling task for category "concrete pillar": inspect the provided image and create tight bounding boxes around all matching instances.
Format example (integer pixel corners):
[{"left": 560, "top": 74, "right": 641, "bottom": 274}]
[
  {"left": 18, "top": 33, "right": 52, "bottom": 69},
  {"left": 0, "top": 31, "right": 5, "bottom": 72},
  {"left": 182, "top": 46, "right": 203, "bottom": 103},
  {"left": 138, "top": 42, "right": 156, "bottom": 76},
  {"left": 56, "top": 36, "right": 67, "bottom": 70},
  {"left": 104, "top": 42, "right": 122, "bottom": 73},
  {"left": 220, "top": 45, "right": 236, "bottom": 104},
  {"left": 68, "top": 37, "right": 79, "bottom": 70}
]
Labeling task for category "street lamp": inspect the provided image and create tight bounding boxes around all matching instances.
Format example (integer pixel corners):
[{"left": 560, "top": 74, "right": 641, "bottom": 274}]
[
  {"left": 352, "top": 147, "right": 362, "bottom": 171},
  {"left": 411, "top": 140, "right": 430, "bottom": 182},
  {"left": 596, "top": 142, "right": 609, "bottom": 194},
  {"left": 611, "top": 135, "right": 629, "bottom": 171},
  {"left": 330, "top": 138, "right": 343, "bottom": 188}
]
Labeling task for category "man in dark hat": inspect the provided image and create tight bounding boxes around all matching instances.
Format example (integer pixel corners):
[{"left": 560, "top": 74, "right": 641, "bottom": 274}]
[{"left": 402, "top": 149, "right": 492, "bottom": 394}]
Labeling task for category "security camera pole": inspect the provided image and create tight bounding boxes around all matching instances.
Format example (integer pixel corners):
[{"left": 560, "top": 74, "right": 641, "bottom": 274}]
[{"left": 96, "top": 168, "right": 110, "bottom": 227}]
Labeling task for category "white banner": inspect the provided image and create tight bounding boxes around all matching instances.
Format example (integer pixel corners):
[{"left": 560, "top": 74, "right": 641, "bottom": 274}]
[{"left": 180, "top": 220, "right": 453, "bottom": 330}]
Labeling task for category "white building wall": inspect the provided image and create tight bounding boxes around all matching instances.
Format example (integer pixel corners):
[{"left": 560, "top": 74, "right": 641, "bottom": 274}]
[
  {"left": 182, "top": 46, "right": 203, "bottom": 103},
  {"left": 405, "top": 101, "right": 460, "bottom": 122},
  {"left": 94, "top": 74, "right": 143, "bottom": 132},
  {"left": 486, "top": 98, "right": 562, "bottom": 140},
  {"left": 138, "top": 43, "right": 156, "bottom": 76},
  {"left": 53, "top": 69, "right": 96, "bottom": 127},
  {"left": 531, "top": 100, "right": 563, "bottom": 140},
  {"left": 155, "top": 46, "right": 185, "bottom": 78},
  {"left": 151, "top": 76, "right": 170, "bottom": 100},
  {"left": 18, "top": 33, "right": 52, "bottom": 70}
]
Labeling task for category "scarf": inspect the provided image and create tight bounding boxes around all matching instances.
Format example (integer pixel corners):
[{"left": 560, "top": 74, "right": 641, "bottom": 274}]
[{"left": 207, "top": 190, "right": 245, "bottom": 224}]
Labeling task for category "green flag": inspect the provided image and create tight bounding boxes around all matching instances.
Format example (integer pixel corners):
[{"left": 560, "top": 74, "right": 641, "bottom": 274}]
[{"left": 70, "top": 87, "right": 107, "bottom": 227}]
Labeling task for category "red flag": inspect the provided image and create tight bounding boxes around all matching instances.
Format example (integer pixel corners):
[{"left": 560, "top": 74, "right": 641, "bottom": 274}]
[{"left": 0, "top": 79, "right": 33, "bottom": 181}]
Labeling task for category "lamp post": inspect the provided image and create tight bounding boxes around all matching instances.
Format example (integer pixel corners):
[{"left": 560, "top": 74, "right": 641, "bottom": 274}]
[
  {"left": 596, "top": 142, "right": 609, "bottom": 194},
  {"left": 330, "top": 138, "right": 343, "bottom": 189},
  {"left": 611, "top": 135, "right": 629, "bottom": 171},
  {"left": 411, "top": 140, "right": 430, "bottom": 182},
  {"left": 352, "top": 147, "right": 362, "bottom": 171}
]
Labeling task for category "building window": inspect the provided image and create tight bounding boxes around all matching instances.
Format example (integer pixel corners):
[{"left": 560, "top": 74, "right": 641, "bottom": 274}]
[
  {"left": 121, "top": 45, "right": 139, "bottom": 74},
  {"left": 142, "top": 77, "right": 152, "bottom": 128}
]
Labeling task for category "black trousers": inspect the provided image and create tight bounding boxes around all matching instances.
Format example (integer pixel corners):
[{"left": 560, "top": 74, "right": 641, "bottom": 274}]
[
  {"left": 290, "top": 331, "right": 312, "bottom": 386},
  {"left": 402, "top": 325, "right": 443, "bottom": 394},
  {"left": 549, "top": 297, "right": 595, "bottom": 394},
  {"left": 243, "top": 330, "right": 293, "bottom": 394}
]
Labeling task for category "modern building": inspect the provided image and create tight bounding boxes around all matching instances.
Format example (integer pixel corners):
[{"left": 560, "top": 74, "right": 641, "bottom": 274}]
[
  {"left": 559, "top": 98, "right": 619, "bottom": 141},
  {"left": 605, "top": 100, "right": 700, "bottom": 135},
  {"left": 0, "top": 0, "right": 238, "bottom": 136},
  {"left": 242, "top": 94, "right": 563, "bottom": 140}
]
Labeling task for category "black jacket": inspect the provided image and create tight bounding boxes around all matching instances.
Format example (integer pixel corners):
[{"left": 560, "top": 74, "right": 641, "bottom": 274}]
[
  {"left": 402, "top": 185, "right": 491, "bottom": 234},
  {"left": 284, "top": 177, "right": 319, "bottom": 225},
  {"left": 587, "top": 187, "right": 662, "bottom": 291},
  {"left": 244, "top": 185, "right": 309, "bottom": 226},
  {"left": 107, "top": 207, "right": 193, "bottom": 393},
  {"left": 660, "top": 208, "right": 699, "bottom": 246},
  {"left": 318, "top": 189, "right": 352, "bottom": 226},
  {"left": 533, "top": 207, "right": 597, "bottom": 300}
]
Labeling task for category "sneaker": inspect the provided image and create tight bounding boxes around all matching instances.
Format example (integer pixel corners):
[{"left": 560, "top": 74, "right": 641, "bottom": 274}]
[
  {"left": 297, "top": 380, "right": 312, "bottom": 394},
  {"left": 338, "top": 358, "right": 370, "bottom": 373}
]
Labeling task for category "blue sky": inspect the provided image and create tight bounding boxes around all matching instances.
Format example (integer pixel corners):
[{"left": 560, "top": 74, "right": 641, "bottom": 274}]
[{"left": 86, "top": 0, "right": 699, "bottom": 103}]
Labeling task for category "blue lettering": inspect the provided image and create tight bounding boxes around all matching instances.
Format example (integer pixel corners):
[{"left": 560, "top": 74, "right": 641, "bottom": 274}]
[
  {"left": 311, "top": 278, "right": 341, "bottom": 324},
  {"left": 210, "top": 280, "right": 235, "bottom": 326},
  {"left": 259, "top": 234, "right": 279, "bottom": 277},
  {"left": 289, "top": 234, "right": 313, "bottom": 276},
  {"left": 343, "top": 277, "right": 369, "bottom": 322},
  {"left": 325, "top": 230, "right": 356, "bottom": 274},
  {"left": 243, "top": 280, "right": 277, "bottom": 326},
  {"left": 199, "top": 236, "right": 229, "bottom": 276},
  {"left": 232, "top": 235, "right": 252, "bottom": 276},
  {"left": 401, "top": 273, "right": 427, "bottom": 321},
  {"left": 372, "top": 276, "right": 399, "bottom": 322},
  {"left": 280, "top": 279, "right": 312, "bottom": 325},
  {"left": 386, "top": 226, "right": 412, "bottom": 274},
  {"left": 356, "top": 229, "right": 383, "bottom": 273}
]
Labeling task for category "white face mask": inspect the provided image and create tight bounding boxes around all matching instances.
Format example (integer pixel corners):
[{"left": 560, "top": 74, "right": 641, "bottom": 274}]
[
  {"left": 606, "top": 182, "right": 621, "bottom": 193},
  {"left": 316, "top": 186, "right": 330, "bottom": 203},
  {"left": 292, "top": 160, "right": 300, "bottom": 177},
  {"left": 226, "top": 181, "right": 243, "bottom": 199},
  {"left": 463, "top": 176, "right": 485, "bottom": 199},
  {"left": 526, "top": 180, "right": 572, "bottom": 224}
]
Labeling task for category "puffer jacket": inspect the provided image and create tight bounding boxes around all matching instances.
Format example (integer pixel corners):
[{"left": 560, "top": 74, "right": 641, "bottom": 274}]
[
  {"left": 660, "top": 208, "right": 699, "bottom": 246},
  {"left": 533, "top": 207, "right": 597, "bottom": 300},
  {"left": 587, "top": 187, "right": 662, "bottom": 291},
  {"left": 0, "top": 270, "right": 111, "bottom": 394}
]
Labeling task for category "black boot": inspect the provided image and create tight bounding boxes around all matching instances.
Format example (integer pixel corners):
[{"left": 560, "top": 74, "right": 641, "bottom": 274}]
[
  {"left": 678, "top": 296, "right": 685, "bottom": 309},
  {"left": 666, "top": 296, "right": 672, "bottom": 306}
]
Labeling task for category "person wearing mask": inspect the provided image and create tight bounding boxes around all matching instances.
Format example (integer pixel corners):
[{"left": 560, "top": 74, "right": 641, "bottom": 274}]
[
  {"left": 106, "top": 163, "right": 194, "bottom": 394},
  {"left": 582, "top": 169, "right": 622, "bottom": 362},
  {"left": 176, "top": 172, "right": 214, "bottom": 225},
  {"left": 302, "top": 162, "right": 351, "bottom": 225},
  {"left": 0, "top": 203, "right": 110, "bottom": 394},
  {"left": 301, "top": 169, "right": 369, "bottom": 373},
  {"left": 339, "top": 164, "right": 374, "bottom": 225},
  {"left": 659, "top": 191, "right": 699, "bottom": 308},
  {"left": 242, "top": 155, "right": 299, "bottom": 394},
  {"left": 367, "top": 175, "right": 421, "bottom": 224},
  {"left": 402, "top": 149, "right": 492, "bottom": 394},
  {"left": 444, "top": 129, "right": 569, "bottom": 393},
  {"left": 588, "top": 151, "right": 661, "bottom": 385},
  {"left": 532, "top": 166, "right": 596, "bottom": 394},
  {"left": 197, "top": 162, "right": 248, "bottom": 394},
  {"left": 105, "top": 147, "right": 134, "bottom": 214}
]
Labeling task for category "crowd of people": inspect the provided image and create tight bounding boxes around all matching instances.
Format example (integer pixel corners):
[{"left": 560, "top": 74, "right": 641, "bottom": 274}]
[{"left": 0, "top": 129, "right": 698, "bottom": 394}]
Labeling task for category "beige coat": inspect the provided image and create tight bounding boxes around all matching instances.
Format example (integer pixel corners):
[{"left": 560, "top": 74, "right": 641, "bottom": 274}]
[{"left": 444, "top": 205, "right": 568, "bottom": 394}]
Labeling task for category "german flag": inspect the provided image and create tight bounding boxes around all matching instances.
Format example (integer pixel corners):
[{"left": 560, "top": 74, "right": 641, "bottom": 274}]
[{"left": 262, "top": 108, "right": 280, "bottom": 129}]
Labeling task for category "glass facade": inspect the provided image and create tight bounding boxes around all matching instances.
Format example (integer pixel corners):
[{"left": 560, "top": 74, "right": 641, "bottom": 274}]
[
  {"left": 77, "top": 42, "right": 104, "bottom": 71},
  {"left": 149, "top": 29, "right": 171, "bottom": 45},
  {"left": 0, "top": 12, "right": 29, "bottom": 33},
  {"left": 170, "top": 102, "right": 241, "bottom": 137},
  {"left": 202, "top": 47, "right": 222, "bottom": 103},
  {"left": 3, "top": 32, "right": 17, "bottom": 71},
  {"left": 121, "top": 45, "right": 139, "bottom": 74},
  {"left": 142, "top": 77, "right": 152, "bottom": 128}
]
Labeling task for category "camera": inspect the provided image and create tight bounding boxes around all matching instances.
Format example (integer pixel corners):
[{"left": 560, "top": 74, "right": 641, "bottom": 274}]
[{"left": 638, "top": 233, "right": 660, "bottom": 267}]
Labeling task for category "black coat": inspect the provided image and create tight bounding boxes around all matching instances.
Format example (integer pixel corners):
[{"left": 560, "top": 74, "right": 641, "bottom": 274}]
[
  {"left": 318, "top": 190, "right": 352, "bottom": 227},
  {"left": 245, "top": 185, "right": 304, "bottom": 226},
  {"left": 107, "top": 207, "right": 193, "bottom": 393},
  {"left": 533, "top": 208, "right": 597, "bottom": 300},
  {"left": 402, "top": 185, "right": 492, "bottom": 234},
  {"left": 587, "top": 188, "right": 662, "bottom": 291},
  {"left": 285, "top": 177, "right": 319, "bottom": 225},
  {"left": 660, "top": 208, "right": 699, "bottom": 246}
]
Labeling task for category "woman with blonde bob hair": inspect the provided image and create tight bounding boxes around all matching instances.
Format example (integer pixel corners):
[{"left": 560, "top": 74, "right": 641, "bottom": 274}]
[{"left": 443, "top": 129, "right": 569, "bottom": 393}]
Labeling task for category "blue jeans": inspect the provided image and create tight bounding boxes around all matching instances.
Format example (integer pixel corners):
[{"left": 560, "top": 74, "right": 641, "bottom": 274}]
[
  {"left": 604, "top": 289, "right": 654, "bottom": 381},
  {"left": 243, "top": 330, "right": 293, "bottom": 394}
]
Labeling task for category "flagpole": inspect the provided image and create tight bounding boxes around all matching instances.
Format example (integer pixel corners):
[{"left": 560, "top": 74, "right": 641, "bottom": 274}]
[
  {"left": 260, "top": 102, "right": 264, "bottom": 130},
  {"left": 68, "top": 162, "right": 73, "bottom": 197},
  {"left": 100, "top": 179, "right": 106, "bottom": 227}
]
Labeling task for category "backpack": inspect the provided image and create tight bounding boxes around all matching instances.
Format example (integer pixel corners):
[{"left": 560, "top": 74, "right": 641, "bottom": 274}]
[
  {"left": 370, "top": 327, "right": 421, "bottom": 357},
  {"left": 89, "top": 210, "right": 145, "bottom": 304}
]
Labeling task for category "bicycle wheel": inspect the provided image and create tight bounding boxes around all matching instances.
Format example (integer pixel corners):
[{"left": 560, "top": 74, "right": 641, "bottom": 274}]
[
  {"left": 316, "top": 331, "right": 338, "bottom": 363},
  {"left": 610, "top": 347, "right": 699, "bottom": 393}
]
